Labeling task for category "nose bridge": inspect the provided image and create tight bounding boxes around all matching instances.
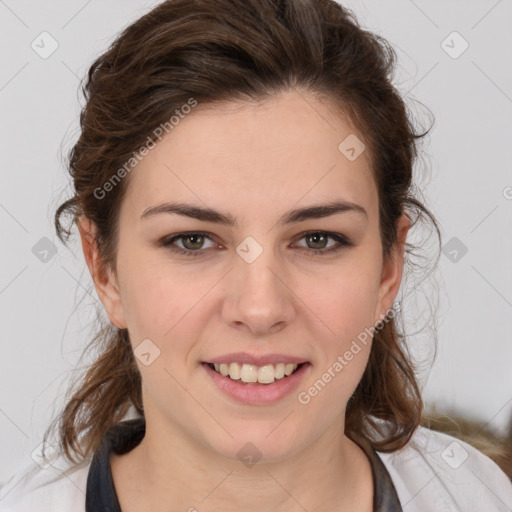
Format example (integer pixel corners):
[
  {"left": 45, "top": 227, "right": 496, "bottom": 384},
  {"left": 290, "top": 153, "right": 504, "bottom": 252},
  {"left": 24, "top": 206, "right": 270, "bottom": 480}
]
[
  {"left": 236, "top": 234, "right": 282, "bottom": 300},
  {"left": 225, "top": 235, "right": 294, "bottom": 332}
]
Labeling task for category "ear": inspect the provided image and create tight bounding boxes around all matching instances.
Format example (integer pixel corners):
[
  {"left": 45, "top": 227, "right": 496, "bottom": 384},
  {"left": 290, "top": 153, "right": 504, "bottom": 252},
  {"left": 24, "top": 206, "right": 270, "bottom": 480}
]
[
  {"left": 374, "top": 212, "right": 410, "bottom": 325},
  {"left": 77, "top": 216, "right": 127, "bottom": 329}
]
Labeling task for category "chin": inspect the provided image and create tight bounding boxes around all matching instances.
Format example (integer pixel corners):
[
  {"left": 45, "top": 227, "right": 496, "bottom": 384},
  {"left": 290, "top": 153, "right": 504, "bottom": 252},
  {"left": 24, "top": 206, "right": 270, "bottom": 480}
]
[{"left": 203, "top": 424, "right": 304, "bottom": 466}]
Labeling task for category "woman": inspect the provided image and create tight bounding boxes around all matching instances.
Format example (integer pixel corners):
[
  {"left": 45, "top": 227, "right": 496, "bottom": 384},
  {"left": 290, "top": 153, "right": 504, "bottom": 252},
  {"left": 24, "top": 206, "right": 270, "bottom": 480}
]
[{"left": 1, "top": 0, "right": 511, "bottom": 510}]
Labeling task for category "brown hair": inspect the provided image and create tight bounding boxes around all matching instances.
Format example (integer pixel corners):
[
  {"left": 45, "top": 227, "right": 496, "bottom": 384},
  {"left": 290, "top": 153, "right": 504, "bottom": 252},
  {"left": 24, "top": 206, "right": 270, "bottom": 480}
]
[{"left": 49, "top": 0, "right": 441, "bottom": 463}]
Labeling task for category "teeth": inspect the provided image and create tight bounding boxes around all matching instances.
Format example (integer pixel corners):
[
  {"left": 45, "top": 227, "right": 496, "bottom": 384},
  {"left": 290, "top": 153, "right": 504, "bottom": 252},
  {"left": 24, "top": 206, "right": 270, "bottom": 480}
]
[
  {"left": 257, "top": 365, "right": 275, "bottom": 384},
  {"left": 274, "top": 363, "right": 285, "bottom": 379},
  {"left": 229, "top": 362, "right": 241, "bottom": 380},
  {"left": 240, "top": 364, "right": 258, "bottom": 383},
  {"left": 210, "top": 362, "right": 300, "bottom": 384},
  {"left": 284, "top": 363, "right": 295, "bottom": 376}
]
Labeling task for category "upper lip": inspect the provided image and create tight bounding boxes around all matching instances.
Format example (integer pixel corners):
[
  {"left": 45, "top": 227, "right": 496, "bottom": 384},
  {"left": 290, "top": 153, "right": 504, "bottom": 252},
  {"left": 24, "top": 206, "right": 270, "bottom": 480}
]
[{"left": 204, "top": 352, "right": 309, "bottom": 366}]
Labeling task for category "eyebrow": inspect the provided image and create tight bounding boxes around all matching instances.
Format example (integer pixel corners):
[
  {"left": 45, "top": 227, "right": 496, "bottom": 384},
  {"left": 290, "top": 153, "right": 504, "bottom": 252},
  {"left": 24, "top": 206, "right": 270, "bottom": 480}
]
[{"left": 140, "top": 199, "right": 367, "bottom": 226}]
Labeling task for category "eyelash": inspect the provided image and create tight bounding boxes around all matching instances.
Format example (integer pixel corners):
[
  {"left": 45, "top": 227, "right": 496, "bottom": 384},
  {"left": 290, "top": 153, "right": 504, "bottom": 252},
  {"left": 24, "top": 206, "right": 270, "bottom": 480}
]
[{"left": 158, "top": 230, "right": 354, "bottom": 257}]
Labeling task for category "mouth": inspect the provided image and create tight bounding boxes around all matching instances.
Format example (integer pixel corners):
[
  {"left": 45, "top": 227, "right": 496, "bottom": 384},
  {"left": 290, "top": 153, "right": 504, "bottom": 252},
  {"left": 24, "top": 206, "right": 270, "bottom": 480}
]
[
  {"left": 204, "top": 361, "right": 307, "bottom": 385},
  {"left": 201, "top": 359, "right": 311, "bottom": 404}
]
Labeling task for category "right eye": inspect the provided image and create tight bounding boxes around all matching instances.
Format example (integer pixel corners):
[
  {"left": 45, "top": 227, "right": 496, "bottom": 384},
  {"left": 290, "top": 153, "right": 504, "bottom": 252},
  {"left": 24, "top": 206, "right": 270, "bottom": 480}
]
[{"left": 158, "top": 231, "right": 219, "bottom": 257}]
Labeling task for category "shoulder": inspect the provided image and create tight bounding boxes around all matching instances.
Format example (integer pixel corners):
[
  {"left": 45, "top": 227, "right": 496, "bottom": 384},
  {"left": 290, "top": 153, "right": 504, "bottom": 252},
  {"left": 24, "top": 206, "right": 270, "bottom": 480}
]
[
  {"left": 0, "top": 450, "right": 91, "bottom": 512},
  {"left": 377, "top": 425, "right": 512, "bottom": 512}
]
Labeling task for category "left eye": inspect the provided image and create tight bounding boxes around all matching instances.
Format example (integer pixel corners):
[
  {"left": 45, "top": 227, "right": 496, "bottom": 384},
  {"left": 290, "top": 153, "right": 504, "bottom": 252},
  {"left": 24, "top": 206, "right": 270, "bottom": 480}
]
[
  {"left": 293, "top": 231, "right": 353, "bottom": 255},
  {"left": 159, "top": 230, "right": 353, "bottom": 257}
]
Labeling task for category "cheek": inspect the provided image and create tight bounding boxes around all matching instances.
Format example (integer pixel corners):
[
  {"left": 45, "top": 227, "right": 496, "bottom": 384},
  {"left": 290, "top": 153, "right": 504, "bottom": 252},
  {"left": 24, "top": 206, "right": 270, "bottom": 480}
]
[
  {"left": 299, "top": 262, "right": 380, "bottom": 403},
  {"left": 116, "top": 250, "right": 211, "bottom": 343},
  {"left": 308, "top": 265, "right": 380, "bottom": 341},
  {"left": 298, "top": 284, "right": 375, "bottom": 413}
]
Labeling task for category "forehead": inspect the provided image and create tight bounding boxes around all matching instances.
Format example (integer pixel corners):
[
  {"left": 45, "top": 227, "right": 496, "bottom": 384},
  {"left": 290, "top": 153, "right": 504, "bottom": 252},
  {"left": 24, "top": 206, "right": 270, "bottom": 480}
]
[{"left": 120, "top": 90, "right": 378, "bottom": 226}]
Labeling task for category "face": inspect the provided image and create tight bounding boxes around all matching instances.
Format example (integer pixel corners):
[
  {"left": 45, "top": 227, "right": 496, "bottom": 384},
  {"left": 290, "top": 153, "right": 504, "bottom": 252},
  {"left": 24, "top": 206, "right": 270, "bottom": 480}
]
[{"left": 80, "top": 89, "right": 408, "bottom": 463}]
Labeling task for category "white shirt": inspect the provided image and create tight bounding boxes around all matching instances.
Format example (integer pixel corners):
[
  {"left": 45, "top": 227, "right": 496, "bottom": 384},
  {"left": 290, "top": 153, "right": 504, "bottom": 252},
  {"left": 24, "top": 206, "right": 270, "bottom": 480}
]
[{"left": 1, "top": 425, "right": 511, "bottom": 511}]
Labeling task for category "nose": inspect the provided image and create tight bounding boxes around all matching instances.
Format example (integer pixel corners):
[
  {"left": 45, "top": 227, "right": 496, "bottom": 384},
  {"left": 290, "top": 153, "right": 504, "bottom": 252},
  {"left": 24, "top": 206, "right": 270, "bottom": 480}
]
[{"left": 221, "top": 244, "right": 296, "bottom": 336}]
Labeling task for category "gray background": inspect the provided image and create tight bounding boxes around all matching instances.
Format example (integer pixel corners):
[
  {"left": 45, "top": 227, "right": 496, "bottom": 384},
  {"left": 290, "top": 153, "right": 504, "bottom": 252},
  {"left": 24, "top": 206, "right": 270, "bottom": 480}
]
[{"left": 1, "top": 0, "right": 511, "bottom": 482}]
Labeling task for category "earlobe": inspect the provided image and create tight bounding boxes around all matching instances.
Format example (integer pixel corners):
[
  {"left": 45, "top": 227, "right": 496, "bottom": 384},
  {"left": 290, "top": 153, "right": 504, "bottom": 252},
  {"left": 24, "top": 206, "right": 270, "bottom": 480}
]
[
  {"left": 374, "top": 213, "right": 410, "bottom": 325},
  {"left": 77, "top": 216, "right": 127, "bottom": 329}
]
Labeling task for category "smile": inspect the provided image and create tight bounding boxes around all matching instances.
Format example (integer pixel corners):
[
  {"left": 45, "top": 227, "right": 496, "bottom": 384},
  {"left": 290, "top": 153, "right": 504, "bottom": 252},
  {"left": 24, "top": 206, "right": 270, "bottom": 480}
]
[
  {"left": 207, "top": 362, "right": 303, "bottom": 384},
  {"left": 202, "top": 361, "right": 311, "bottom": 404}
]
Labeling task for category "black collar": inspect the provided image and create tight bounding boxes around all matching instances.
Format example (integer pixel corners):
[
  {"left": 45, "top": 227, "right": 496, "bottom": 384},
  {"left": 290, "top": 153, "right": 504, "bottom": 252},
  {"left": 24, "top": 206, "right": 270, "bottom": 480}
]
[
  {"left": 86, "top": 418, "right": 403, "bottom": 511},
  {"left": 85, "top": 419, "right": 145, "bottom": 512}
]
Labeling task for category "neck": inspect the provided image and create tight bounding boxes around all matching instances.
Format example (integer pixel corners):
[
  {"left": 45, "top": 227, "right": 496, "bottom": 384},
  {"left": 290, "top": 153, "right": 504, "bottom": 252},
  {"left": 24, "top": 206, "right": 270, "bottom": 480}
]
[{"left": 111, "top": 414, "right": 374, "bottom": 512}]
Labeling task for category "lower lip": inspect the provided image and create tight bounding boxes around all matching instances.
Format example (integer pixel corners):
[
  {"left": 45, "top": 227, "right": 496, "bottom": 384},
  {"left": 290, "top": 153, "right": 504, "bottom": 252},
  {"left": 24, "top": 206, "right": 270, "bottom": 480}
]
[{"left": 201, "top": 362, "right": 310, "bottom": 404}]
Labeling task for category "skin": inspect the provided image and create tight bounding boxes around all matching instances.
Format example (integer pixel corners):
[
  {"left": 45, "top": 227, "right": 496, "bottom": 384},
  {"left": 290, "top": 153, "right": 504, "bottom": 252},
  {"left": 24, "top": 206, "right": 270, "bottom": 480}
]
[{"left": 79, "top": 89, "right": 410, "bottom": 512}]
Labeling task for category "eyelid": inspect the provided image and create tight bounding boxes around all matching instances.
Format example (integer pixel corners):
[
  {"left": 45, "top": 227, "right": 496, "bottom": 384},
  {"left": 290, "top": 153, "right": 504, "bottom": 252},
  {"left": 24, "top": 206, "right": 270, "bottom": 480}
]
[
  {"left": 292, "top": 230, "right": 352, "bottom": 248},
  {"left": 158, "top": 230, "right": 354, "bottom": 257},
  {"left": 158, "top": 231, "right": 220, "bottom": 251}
]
